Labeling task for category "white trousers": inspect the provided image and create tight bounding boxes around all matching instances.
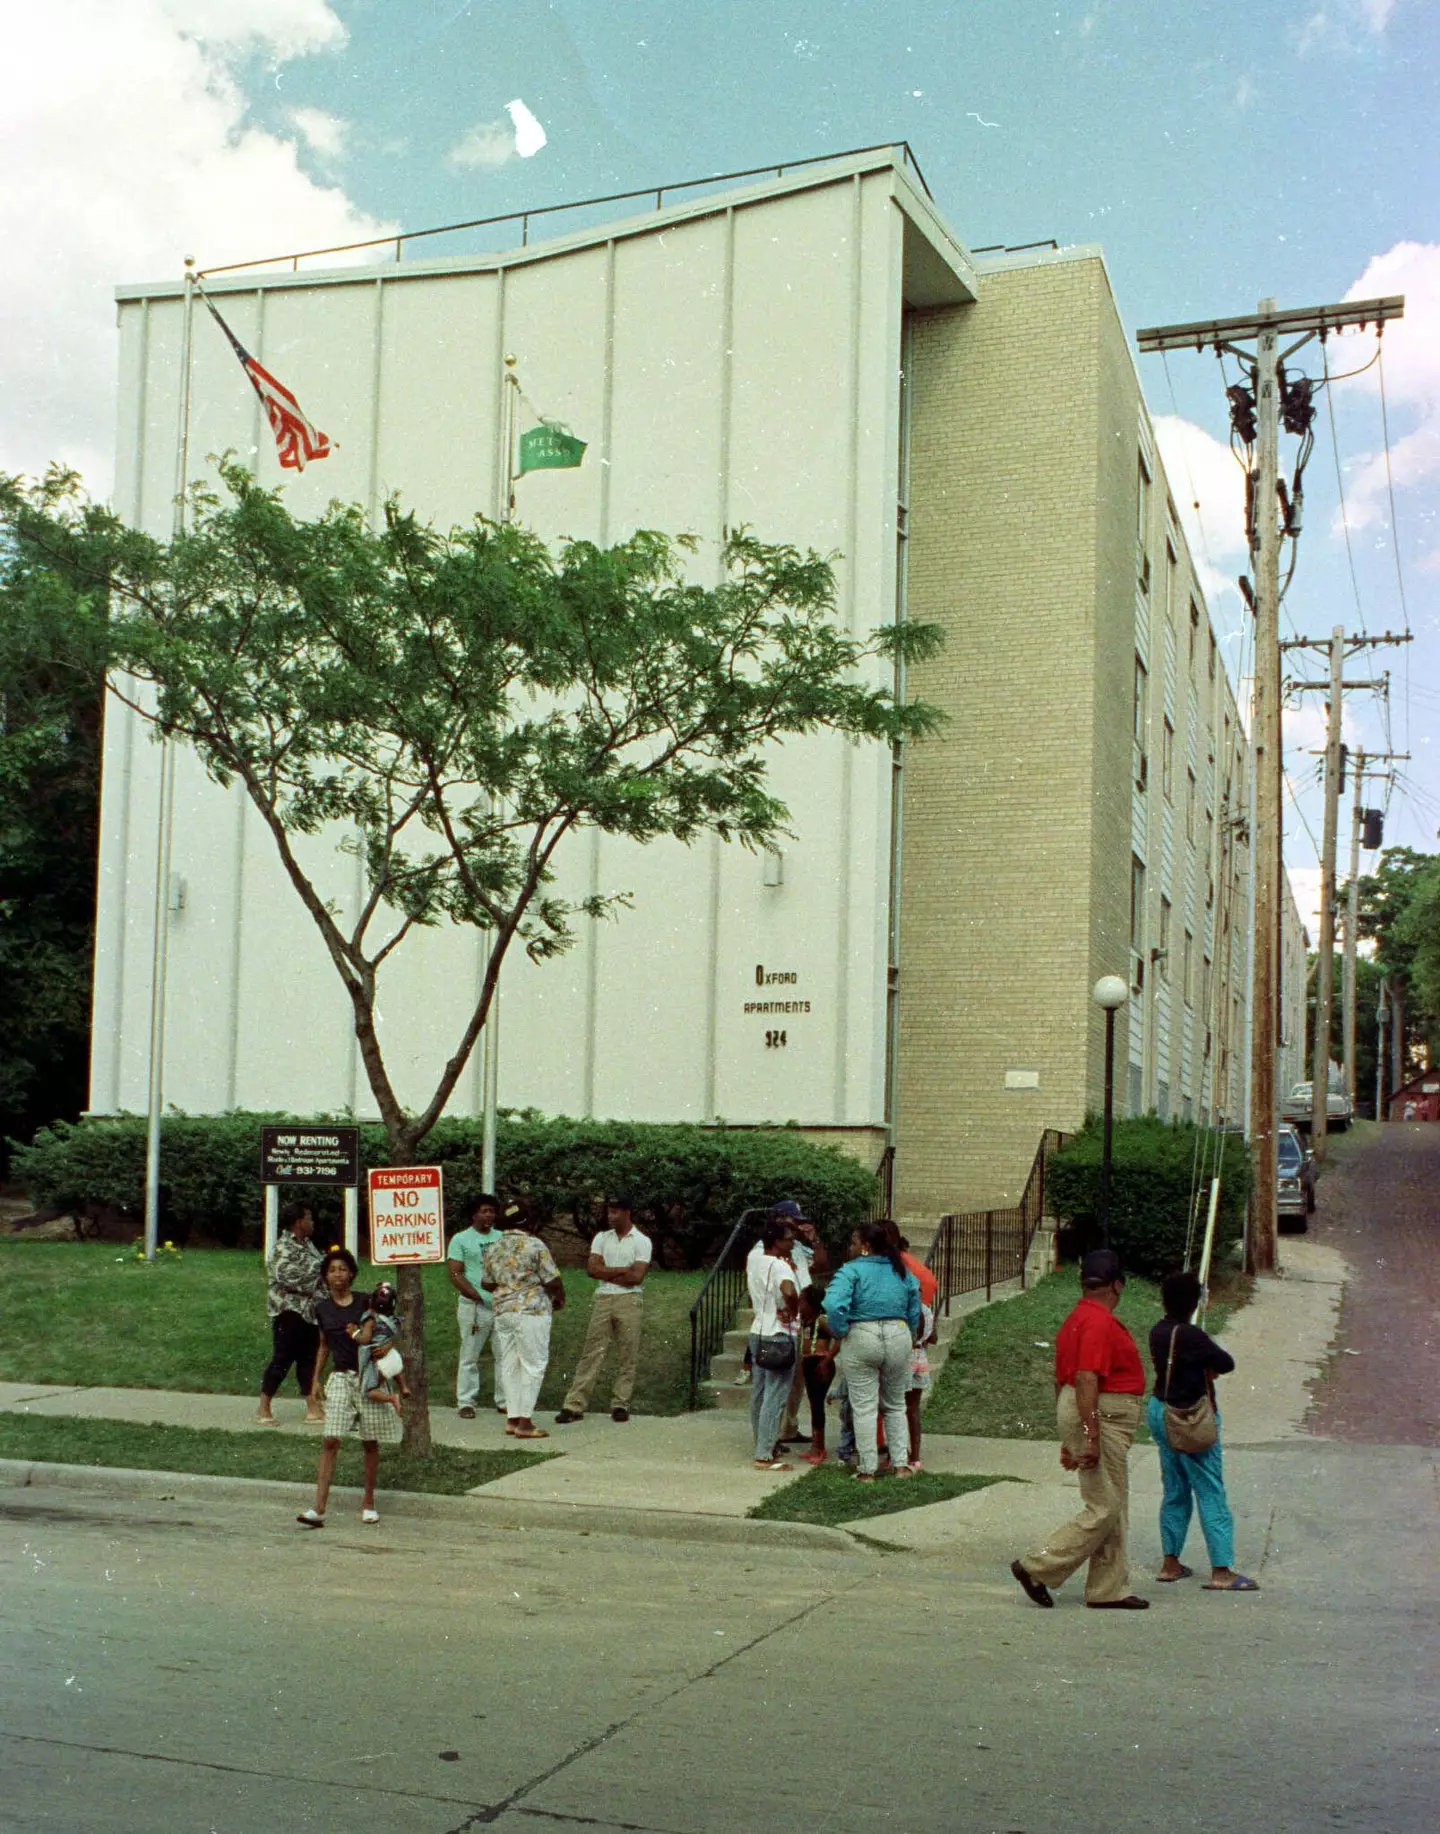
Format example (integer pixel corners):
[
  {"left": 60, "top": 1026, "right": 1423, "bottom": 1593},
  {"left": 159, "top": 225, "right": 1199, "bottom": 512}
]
[
  {"left": 493, "top": 1311, "right": 552, "bottom": 1419},
  {"left": 456, "top": 1297, "right": 505, "bottom": 1410}
]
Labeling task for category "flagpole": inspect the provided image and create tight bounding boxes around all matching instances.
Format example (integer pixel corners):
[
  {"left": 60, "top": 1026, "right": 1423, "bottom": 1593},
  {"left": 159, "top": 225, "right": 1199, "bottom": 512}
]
[
  {"left": 479, "top": 358, "right": 521, "bottom": 1194},
  {"left": 143, "top": 259, "right": 195, "bottom": 1262}
]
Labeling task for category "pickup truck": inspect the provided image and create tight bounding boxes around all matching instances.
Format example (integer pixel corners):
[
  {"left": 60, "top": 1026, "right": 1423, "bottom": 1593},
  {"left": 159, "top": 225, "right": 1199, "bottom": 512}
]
[{"left": 1281, "top": 1079, "right": 1353, "bottom": 1133}]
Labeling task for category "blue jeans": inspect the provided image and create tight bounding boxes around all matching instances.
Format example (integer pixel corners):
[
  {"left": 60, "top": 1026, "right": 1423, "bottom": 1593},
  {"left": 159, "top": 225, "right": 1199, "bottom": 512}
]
[
  {"left": 1148, "top": 1394, "right": 1236, "bottom": 1569},
  {"left": 749, "top": 1334, "right": 793, "bottom": 1460},
  {"left": 837, "top": 1319, "right": 912, "bottom": 1476}
]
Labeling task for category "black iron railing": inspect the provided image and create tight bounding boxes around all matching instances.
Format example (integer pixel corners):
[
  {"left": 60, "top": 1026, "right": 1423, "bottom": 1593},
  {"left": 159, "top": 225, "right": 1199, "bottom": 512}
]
[
  {"left": 927, "top": 1129, "right": 1068, "bottom": 1314},
  {"left": 687, "top": 1208, "right": 765, "bottom": 1409},
  {"left": 869, "top": 1145, "right": 896, "bottom": 1222}
]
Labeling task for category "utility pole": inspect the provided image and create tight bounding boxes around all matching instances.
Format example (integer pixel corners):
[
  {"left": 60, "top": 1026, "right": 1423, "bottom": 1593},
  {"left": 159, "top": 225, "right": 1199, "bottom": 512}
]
[
  {"left": 1313, "top": 628, "right": 1344, "bottom": 1160},
  {"left": 1138, "top": 292, "right": 1403, "bottom": 1272},
  {"left": 1284, "top": 634, "right": 1408, "bottom": 1157},
  {"left": 1341, "top": 751, "right": 1405, "bottom": 1109}
]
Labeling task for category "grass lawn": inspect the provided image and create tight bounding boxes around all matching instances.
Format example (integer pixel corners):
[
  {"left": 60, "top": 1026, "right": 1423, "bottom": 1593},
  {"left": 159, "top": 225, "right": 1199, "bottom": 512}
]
[
  {"left": 0, "top": 1240, "right": 703, "bottom": 1416},
  {"left": 750, "top": 1463, "right": 1011, "bottom": 1529},
  {"left": 0, "top": 1411, "right": 544, "bottom": 1494},
  {"left": 922, "top": 1267, "right": 1246, "bottom": 1441}
]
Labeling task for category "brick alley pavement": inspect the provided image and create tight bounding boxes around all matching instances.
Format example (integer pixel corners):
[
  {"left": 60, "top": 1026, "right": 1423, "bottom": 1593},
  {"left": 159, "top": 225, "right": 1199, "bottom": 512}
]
[{"left": 1305, "top": 1121, "right": 1439, "bottom": 1447}]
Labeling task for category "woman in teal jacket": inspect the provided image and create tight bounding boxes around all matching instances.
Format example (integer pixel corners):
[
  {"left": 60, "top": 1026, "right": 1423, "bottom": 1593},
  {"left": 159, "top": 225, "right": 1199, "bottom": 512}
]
[{"left": 824, "top": 1222, "right": 922, "bottom": 1481}]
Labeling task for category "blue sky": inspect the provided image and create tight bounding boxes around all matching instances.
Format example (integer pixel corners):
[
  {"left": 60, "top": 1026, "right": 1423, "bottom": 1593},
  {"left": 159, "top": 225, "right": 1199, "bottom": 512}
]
[{"left": 7, "top": 0, "right": 1438, "bottom": 889}]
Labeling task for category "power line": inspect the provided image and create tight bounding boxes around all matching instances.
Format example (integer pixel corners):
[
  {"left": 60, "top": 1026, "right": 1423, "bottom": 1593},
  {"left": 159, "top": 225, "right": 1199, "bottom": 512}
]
[
  {"left": 1377, "top": 346, "right": 1413, "bottom": 754},
  {"left": 1322, "top": 342, "right": 1369, "bottom": 637}
]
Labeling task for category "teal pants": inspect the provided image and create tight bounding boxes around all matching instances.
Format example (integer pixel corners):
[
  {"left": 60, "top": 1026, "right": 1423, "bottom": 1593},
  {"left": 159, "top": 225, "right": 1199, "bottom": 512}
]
[{"left": 1148, "top": 1393, "right": 1236, "bottom": 1570}]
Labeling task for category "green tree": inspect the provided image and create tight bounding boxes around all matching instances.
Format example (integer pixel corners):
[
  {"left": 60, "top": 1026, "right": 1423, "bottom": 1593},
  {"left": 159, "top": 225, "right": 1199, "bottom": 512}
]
[
  {"left": 0, "top": 469, "right": 108, "bottom": 1165},
  {"left": 1357, "top": 847, "right": 1440, "bottom": 1076},
  {"left": 2, "top": 464, "right": 942, "bottom": 1447}
]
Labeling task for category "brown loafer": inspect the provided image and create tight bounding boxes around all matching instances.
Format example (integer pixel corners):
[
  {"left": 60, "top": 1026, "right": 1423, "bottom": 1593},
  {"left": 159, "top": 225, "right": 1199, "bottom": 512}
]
[
  {"left": 1010, "top": 1560, "right": 1054, "bottom": 1608},
  {"left": 1086, "top": 1595, "right": 1150, "bottom": 1610}
]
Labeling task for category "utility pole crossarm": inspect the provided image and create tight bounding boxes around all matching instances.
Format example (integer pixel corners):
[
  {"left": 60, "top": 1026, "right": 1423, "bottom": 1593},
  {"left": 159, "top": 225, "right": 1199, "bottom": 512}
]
[{"left": 1136, "top": 295, "right": 1404, "bottom": 353}]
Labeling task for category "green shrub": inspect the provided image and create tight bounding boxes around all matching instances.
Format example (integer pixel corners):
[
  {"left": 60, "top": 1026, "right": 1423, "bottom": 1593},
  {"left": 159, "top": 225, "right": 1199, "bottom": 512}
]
[
  {"left": 10, "top": 1112, "right": 877, "bottom": 1263},
  {"left": 1045, "top": 1116, "right": 1250, "bottom": 1278}
]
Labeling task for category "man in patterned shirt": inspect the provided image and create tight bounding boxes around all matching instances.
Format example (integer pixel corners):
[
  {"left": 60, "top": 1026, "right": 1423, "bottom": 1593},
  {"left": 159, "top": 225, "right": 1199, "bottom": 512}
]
[
  {"left": 257, "top": 1202, "right": 326, "bottom": 1425},
  {"left": 482, "top": 1203, "right": 566, "bottom": 1440}
]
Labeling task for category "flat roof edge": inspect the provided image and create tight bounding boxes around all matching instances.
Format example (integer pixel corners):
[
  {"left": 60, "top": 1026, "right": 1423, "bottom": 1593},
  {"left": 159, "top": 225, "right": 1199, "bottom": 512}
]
[{"left": 117, "top": 146, "right": 956, "bottom": 303}]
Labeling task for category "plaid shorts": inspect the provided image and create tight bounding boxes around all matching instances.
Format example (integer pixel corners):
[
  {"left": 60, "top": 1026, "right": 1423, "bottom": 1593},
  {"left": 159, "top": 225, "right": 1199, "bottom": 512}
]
[{"left": 322, "top": 1370, "right": 404, "bottom": 1444}]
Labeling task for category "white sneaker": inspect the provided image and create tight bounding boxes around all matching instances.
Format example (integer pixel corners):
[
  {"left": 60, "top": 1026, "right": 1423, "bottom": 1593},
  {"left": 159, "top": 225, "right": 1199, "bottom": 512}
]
[{"left": 361, "top": 1508, "right": 380, "bottom": 1525}]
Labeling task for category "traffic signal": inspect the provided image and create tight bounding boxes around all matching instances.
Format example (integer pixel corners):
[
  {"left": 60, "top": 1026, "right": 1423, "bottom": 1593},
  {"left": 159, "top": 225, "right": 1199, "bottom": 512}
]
[{"left": 1362, "top": 809, "right": 1384, "bottom": 850}]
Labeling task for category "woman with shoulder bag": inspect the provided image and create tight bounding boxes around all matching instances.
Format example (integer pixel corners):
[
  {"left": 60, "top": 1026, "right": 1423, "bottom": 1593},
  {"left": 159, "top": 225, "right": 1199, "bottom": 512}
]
[
  {"left": 1148, "top": 1270, "right": 1258, "bottom": 1592},
  {"left": 747, "top": 1218, "right": 801, "bottom": 1471},
  {"left": 823, "top": 1222, "right": 922, "bottom": 1483}
]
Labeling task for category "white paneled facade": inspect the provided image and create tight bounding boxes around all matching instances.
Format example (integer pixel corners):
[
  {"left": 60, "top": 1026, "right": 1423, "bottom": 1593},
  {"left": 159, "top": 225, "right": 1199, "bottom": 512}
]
[{"left": 93, "top": 152, "right": 974, "bottom": 1136}]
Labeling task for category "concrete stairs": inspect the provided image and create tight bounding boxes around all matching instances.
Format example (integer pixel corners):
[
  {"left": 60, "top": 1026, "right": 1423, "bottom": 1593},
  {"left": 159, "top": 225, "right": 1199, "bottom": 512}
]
[{"left": 695, "top": 1223, "right": 1059, "bottom": 1412}]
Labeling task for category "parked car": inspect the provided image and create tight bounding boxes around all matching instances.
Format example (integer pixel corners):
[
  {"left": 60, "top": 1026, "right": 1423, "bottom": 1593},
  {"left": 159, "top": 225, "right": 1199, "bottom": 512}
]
[
  {"left": 1281, "top": 1079, "right": 1353, "bottom": 1133},
  {"left": 1277, "top": 1123, "right": 1316, "bottom": 1230}
]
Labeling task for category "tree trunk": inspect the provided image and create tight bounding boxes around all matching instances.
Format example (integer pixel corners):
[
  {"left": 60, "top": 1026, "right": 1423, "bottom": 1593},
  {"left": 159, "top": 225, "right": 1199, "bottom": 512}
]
[{"left": 383, "top": 1127, "right": 433, "bottom": 1457}]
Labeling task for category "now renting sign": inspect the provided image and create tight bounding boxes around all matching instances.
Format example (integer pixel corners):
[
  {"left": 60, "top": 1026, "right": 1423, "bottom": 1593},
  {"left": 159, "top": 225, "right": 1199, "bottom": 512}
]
[{"left": 367, "top": 1166, "right": 446, "bottom": 1265}]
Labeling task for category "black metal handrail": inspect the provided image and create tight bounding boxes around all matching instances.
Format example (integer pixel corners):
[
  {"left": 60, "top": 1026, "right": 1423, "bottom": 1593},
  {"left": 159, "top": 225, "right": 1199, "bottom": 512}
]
[
  {"left": 687, "top": 1207, "right": 765, "bottom": 1409},
  {"left": 199, "top": 142, "right": 932, "bottom": 280},
  {"left": 869, "top": 1145, "right": 896, "bottom": 1222},
  {"left": 927, "top": 1129, "right": 1068, "bottom": 1314}
]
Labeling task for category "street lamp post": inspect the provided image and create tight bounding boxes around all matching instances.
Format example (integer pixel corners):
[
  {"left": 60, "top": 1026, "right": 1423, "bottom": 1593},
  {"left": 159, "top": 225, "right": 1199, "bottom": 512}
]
[{"left": 1093, "top": 975, "right": 1130, "bottom": 1250}]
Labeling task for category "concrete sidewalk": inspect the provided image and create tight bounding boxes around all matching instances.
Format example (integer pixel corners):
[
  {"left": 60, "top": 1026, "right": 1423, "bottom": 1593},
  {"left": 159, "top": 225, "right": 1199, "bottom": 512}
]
[{"left": 0, "top": 1235, "right": 1348, "bottom": 1550}]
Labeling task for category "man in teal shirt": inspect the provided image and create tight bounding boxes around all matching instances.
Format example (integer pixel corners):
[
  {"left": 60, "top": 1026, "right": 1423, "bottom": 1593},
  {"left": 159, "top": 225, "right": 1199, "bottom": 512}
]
[{"left": 447, "top": 1194, "right": 506, "bottom": 1418}]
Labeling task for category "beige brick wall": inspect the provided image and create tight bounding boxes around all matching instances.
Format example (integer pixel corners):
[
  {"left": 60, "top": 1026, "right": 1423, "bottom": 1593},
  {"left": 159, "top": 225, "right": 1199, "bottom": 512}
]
[
  {"left": 897, "top": 259, "right": 1110, "bottom": 1219},
  {"left": 894, "top": 253, "right": 1254, "bottom": 1221}
]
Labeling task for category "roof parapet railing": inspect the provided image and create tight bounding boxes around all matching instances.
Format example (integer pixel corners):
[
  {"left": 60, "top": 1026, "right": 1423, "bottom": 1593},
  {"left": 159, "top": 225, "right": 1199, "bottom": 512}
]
[{"left": 197, "top": 141, "right": 933, "bottom": 281}]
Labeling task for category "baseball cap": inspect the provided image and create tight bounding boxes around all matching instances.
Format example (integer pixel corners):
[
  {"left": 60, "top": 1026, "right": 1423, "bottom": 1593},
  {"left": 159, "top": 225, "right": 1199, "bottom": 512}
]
[
  {"left": 607, "top": 1192, "right": 635, "bottom": 1212},
  {"left": 1080, "top": 1248, "right": 1125, "bottom": 1286},
  {"left": 771, "top": 1199, "right": 806, "bottom": 1222}
]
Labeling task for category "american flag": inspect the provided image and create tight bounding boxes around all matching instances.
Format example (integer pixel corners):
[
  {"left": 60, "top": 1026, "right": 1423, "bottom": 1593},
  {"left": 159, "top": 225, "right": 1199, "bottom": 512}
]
[{"left": 200, "top": 291, "right": 331, "bottom": 471}]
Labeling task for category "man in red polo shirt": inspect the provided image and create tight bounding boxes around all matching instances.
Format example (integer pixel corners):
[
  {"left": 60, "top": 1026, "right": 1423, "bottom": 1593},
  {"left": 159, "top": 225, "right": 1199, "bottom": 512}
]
[{"left": 1010, "top": 1249, "right": 1149, "bottom": 1610}]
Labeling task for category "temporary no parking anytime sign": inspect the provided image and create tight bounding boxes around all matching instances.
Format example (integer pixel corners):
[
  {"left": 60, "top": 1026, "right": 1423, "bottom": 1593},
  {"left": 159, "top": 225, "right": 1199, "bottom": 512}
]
[{"left": 367, "top": 1166, "right": 446, "bottom": 1265}]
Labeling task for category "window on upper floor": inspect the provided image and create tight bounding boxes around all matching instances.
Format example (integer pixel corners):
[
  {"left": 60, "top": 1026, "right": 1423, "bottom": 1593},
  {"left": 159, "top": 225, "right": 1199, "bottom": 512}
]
[
  {"left": 1186, "top": 768, "right": 1197, "bottom": 841},
  {"left": 1208, "top": 629, "right": 1217, "bottom": 681},
  {"left": 1159, "top": 896, "right": 1172, "bottom": 977},
  {"left": 1189, "top": 600, "right": 1201, "bottom": 671},
  {"left": 1166, "top": 542, "right": 1178, "bottom": 623},
  {"left": 1130, "top": 855, "right": 1146, "bottom": 954},
  {"left": 1133, "top": 654, "right": 1148, "bottom": 744},
  {"left": 1183, "top": 930, "right": 1195, "bottom": 1006},
  {"left": 1137, "top": 456, "right": 1152, "bottom": 590},
  {"left": 1162, "top": 719, "right": 1175, "bottom": 801}
]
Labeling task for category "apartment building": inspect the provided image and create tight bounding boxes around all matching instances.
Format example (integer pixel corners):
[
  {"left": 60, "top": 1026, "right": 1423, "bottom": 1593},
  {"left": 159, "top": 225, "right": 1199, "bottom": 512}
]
[{"left": 93, "top": 146, "right": 1302, "bottom": 1221}]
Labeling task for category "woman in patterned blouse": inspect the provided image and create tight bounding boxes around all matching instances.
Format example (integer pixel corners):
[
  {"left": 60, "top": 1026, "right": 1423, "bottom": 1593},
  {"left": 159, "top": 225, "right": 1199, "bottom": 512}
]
[{"left": 257, "top": 1202, "right": 326, "bottom": 1424}]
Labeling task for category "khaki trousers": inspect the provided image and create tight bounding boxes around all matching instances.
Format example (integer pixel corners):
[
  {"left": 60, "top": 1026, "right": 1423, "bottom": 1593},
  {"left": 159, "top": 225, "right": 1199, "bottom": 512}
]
[
  {"left": 563, "top": 1292, "right": 644, "bottom": 1414},
  {"left": 1023, "top": 1388, "right": 1141, "bottom": 1604}
]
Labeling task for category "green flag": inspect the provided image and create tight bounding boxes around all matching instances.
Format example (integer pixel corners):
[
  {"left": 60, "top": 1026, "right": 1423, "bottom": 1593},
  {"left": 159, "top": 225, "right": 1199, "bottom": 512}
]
[{"left": 517, "top": 422, "right": 586, "bottom": 475}]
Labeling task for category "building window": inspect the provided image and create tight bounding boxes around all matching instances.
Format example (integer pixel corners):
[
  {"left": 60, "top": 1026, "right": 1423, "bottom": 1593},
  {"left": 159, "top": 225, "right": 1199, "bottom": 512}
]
[
  {"left": 1159, "top": 896, "right": 1172, "bottom": 976},
  {"left": 1137, "top": 456, "right": 1152, "bottom": 591},
  {"left": 1186, "top": 768, "right": 1197, "bottom": 841},
  {"left": 1208, "top": 630, "right": 1217, "bottom": 681},
  {"left": 1203, "top": 955, "right": 1213, "bottom": 1010},
  {"left": 1183, "top": 929, "right": 1194, "bottom": 1006},
  {"left": 1130, "top": 855, "right": 1146, "bottom": 954},
  {"left": 1162, "top": 719, "right": 1175, "bottom": 801},
  {"left": 1166, "top": 542, "right": 1178, "bottom": 623},
  {"left": 1189, "top": 600, "right": 1201, "bottom": 671}
]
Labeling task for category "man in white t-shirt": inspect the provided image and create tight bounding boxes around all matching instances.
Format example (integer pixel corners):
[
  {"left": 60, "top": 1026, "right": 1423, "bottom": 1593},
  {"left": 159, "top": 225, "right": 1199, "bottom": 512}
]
[{"left": 555, "top": 1194, "right": 652, "bottom": 1424}]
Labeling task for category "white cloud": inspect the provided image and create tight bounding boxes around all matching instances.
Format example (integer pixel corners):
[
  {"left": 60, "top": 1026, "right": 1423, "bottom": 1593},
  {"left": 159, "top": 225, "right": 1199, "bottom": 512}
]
[
  {"left": 507, "top": 99, "right": 548, "bottom": 159},
  {"left": 448, "top": 98, "right": 548, "bottom": 171},
  {"left": 287, "top": 106, "right": 349, "bottom": 161},
  {"left": 1297, "top": 0, "right": 1396, "bottom": 53},
  {"left": 0, "top": 1, "right": 392, "bottom": 492},
  {"left": 1339, "top": 241, "right": 1440, "bottom": 530},
  {"left": 158, "top": 0, "right": 345, "bottom": 58},
  {"left": 1153, "top": 414, "right": 1251, "bottom": 607}
]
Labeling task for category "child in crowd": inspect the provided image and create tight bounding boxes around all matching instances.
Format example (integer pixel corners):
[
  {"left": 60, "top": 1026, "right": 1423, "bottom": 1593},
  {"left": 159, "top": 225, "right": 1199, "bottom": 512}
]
[
  {"left": 797, "top": 1284, "right": 837, "bottom": 1464},
  {"left": 906, "top": 1297, "right": 935, "bottom": 1471},
  {"left": 352, "top": 1281, "right": 408, "bottom": 1416}
]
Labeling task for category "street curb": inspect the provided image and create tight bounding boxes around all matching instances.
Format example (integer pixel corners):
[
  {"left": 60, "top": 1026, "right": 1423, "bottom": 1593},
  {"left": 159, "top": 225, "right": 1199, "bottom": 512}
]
[{"left": 0, "top": 1457, "right": 860, "bottom": 1553}]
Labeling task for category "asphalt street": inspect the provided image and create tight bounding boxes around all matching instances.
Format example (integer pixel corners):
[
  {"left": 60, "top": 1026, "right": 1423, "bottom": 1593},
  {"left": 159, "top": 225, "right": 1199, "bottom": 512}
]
[{"left": 3, "top": 1431, "right": 1436, "bottom": 1834}]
